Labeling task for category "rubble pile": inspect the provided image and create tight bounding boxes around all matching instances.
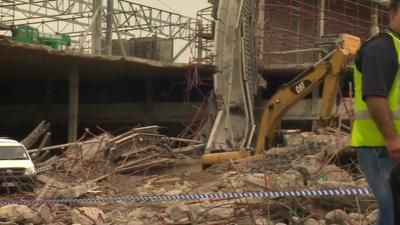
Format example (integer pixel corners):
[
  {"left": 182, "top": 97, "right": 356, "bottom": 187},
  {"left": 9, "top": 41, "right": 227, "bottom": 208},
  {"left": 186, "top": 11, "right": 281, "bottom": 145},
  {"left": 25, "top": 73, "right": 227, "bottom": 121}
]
[{"left": 0, "top": 128, "right": 379, "bottom": 224}]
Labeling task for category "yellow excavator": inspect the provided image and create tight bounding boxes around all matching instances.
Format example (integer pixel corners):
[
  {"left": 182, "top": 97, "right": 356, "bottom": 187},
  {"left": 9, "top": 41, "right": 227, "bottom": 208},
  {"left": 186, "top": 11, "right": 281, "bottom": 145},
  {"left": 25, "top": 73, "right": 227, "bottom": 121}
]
[{"left": 202, "top": 34, "right": 361, "bottom": 165}]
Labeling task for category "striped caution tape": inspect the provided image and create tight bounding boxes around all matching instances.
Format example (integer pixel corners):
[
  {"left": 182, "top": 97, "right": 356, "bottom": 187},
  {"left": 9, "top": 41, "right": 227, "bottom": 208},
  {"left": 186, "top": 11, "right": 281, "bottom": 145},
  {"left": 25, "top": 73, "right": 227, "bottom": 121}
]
[{"left": 0, "top": 188, "right": 372, "bottom": 205}]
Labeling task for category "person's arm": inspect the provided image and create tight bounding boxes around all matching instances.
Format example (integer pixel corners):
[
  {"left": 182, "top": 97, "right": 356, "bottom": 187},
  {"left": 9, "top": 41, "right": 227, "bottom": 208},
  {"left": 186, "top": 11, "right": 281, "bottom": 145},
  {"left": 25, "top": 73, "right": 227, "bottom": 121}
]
[
  {"left": 366, "top": 96, "right": 400, "bottom": 160},
  {"left": 366, "top": 96, "right": 398, "bottom": 139}
]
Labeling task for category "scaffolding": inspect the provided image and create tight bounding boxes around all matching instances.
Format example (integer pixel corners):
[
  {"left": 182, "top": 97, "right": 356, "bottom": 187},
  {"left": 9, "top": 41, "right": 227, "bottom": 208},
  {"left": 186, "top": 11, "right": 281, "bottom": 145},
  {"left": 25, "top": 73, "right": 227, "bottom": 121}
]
[
  {"left": 192, "top": 6, "right": 215, "bottom": 65},
  {"left": 0, "top": 0, "right": 197, "bottom": 59},
  {"left": 261, "top": 0, "right": 389, "bottom": 64}
]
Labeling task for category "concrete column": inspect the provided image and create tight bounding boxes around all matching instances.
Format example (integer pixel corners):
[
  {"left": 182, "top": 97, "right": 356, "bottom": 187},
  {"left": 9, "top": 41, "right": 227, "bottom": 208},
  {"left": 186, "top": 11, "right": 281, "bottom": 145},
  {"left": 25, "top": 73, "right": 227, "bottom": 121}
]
[
  {"left": 145, "top": 78, "right": 154, "bottom": 104},
  {"left": 143, "top": 78, "right": 153, "bottom": 125},
  {"left": 68, "top": 70, "right": 79, "bottom": 142},
  {"left": 91, "top": 0, "right": 102, "bottom": 55},
  {"left": 106, "top": 0, "right": 114, "bottom": 56},
  {"left": 43, "top": 78, "right": 53, "bottom": 120},
  {"left": 44, "top": 78, "right": 53, "bottom": 106}
]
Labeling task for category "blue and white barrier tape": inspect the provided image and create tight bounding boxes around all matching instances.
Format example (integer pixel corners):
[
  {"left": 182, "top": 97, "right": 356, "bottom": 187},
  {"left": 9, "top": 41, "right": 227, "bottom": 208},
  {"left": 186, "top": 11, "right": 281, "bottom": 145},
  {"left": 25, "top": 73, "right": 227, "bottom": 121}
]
[{"left": 0, "top": 188, "right": 373, "bottom": 205}]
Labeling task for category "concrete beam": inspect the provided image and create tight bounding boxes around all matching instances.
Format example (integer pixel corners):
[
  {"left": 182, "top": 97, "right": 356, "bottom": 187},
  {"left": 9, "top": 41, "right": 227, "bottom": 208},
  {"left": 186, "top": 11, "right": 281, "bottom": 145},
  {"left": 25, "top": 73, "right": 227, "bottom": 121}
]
[
  {"left": 0, "top": 99, "right": 351, "bottom": 127},
  {"left": 0, "top": 103, "right": 203, "bottom": 125},
  {"left": 0, "top": 39, "right": 215, "bottom": 80}
]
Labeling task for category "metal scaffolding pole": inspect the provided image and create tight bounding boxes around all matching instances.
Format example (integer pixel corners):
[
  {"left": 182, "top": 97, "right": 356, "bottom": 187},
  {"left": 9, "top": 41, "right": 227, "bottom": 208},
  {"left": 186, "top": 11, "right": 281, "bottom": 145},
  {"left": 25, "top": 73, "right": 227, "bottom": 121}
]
[
  {"left": 91, "top": 0, "right": 102, "bottom": 55},
  {"left": 258, "top": 0, "right": 266, "bottom": 62},
  {"left": 312, "top": 0, "right": 325, "bottom": 129},
  {"left": 371, "top": 3, "right": 379, "bottom": 35},
  {"left": 1, "top": 0, "right": 197, "bottom": 58},
  {"left": 106, "top": 0, "right": 114, "bottom": 56},
  {"left": 318, "top": 0, "right": 325, "bottom": 37}
]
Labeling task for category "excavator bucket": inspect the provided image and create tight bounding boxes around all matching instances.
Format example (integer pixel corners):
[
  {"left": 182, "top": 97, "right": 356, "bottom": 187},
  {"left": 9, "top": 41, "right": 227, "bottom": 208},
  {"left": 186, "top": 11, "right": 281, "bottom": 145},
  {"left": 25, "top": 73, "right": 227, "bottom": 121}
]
[{"left": 341, "top": 34, "right": 361, "bottom": 55}]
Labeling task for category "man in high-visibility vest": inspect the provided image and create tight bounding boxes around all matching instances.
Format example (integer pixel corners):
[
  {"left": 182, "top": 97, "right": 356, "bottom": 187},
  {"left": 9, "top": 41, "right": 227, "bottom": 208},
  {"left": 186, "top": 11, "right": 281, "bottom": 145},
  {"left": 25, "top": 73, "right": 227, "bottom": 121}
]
[{"left": 352, "top": 0, "right": 400, "bottom": 224}]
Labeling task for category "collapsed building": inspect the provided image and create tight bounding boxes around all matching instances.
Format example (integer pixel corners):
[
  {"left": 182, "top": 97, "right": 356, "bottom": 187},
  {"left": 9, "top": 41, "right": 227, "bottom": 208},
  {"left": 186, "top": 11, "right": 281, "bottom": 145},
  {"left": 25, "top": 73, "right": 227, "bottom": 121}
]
[
  {"left": 0, "top": 0, "right": 395, "bottom": 224},
  {"left": 0, "top": 0, "right": 392, "bottom": 144}
]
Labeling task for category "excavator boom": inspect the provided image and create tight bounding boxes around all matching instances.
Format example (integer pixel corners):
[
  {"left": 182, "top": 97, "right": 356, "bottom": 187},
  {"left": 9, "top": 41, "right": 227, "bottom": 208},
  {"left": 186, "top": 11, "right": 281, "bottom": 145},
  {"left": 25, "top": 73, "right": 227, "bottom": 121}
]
[
  {"left": 255, "top": 47, "right": 349, "bottom": 154},
  {"left": 202, "top": 34, "right": 360, "bottom": 165}
]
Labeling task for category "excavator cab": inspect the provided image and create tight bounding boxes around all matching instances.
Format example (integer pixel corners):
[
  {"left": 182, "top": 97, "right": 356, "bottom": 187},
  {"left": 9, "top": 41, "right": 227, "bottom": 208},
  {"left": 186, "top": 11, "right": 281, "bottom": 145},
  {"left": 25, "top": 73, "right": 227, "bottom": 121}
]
[{"left": 202, "top": 34, "right": 360, "bottom": 166}]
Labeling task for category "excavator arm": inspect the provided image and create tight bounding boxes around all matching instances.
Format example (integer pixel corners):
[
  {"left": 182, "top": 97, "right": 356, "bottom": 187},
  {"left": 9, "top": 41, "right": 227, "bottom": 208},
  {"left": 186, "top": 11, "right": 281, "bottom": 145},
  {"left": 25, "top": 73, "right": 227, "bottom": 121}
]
[
  {"left": 255, "top": 34, "right": 361, "bottom": 154},
  {"left": 202, "top": 34, "right": 360, "bottom": 165},
  {"left": 255, "top": 47, "right": 349, "bottom": 154}
]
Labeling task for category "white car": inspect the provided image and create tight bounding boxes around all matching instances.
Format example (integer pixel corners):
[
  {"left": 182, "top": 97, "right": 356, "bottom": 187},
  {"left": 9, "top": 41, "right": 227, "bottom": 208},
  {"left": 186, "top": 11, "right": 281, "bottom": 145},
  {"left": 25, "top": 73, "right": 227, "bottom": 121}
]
[{"left": 0, "top": 138, "right": 37, "bottom": 192}]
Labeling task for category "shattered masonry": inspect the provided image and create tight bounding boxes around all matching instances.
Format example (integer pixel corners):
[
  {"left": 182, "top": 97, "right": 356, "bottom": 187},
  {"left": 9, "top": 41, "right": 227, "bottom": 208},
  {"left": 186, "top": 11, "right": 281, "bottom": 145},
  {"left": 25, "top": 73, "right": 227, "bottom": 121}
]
[{"left": 0, "top": 123, "right": 379, "bottom": 225}]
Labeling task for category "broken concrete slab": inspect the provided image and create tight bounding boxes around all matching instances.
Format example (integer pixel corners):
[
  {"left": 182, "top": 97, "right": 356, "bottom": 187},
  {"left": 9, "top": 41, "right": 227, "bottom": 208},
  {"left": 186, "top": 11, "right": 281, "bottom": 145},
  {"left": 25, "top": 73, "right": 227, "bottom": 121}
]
[
  {"left": 70, "top": 207, "right": 105, "bottom": 225},
  {"left": 164, "top": 202, "right": 189, "bottom": 223},
  {"left": 10, "top": 127, "right": 376, "bottom": 224},
  {"left": 57, "top": 182, "right": 98, "bottom": 199},
  {"left": 37, "top": 175, "right": 68, "bottom": 189},
  {"left": 0, "top": 205, "right": 42, "bottom": 224},
  {"left": 325, "top": 209, "right": 348, "bottom": 224},
  {"left": 36, "top": 205, "right": 52, "bottom": 223}
]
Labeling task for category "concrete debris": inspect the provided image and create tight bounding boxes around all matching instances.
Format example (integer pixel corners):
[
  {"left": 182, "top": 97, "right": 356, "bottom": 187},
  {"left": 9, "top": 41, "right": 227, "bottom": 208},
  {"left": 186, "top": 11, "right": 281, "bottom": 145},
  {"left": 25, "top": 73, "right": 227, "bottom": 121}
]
[
  {"left": 37, "top": 175, "right": 68, "bottom": 189},
  {"left": 366, "top": 209, "right": 379, "bottom": 224},
  {"left": 164, "top": 202, "right": 189, "bottom": 223},
  {"left": 0, "top": 129, "right": 379, "bottom": 224},
  {"left": 126, "top": 222, "right": 144, "bottom": 225},
  {"left": 0, "top": 205, "right": 42, "bottom": 224},
  {"left": 36, "top": 205, "right": 52, "bottom": 223},
  {"left": 244, "top": 173, "right": 266, "bottom": 188},
  {"left": 348, "top": 213, "right": 364, "bottom": 224},
  {"left": 56, "top": 182, "right": 98, "bottom": 199},
  {"left": 70, "top": 207, "right": 104, "bottom": 225},
  {"left": 206, "top": 207, "right": 233, "bottom": 221},
  {"left": 273, "top": 169, "right": 305, "bottom": 189},
  {"left": 356, "top": 178, "right": 369, "bottom": 188},
  {"left": 317, "top": 180, "right": 358, "bottom": 189},
  {"left": 127, "top": 208, "right": 156, "bottom": 220},
  {"left": 325, "top": 209, "right": 348, "bottom": 224},
  {"left": 21, "top": 120, "right": 50, "bottom": 149},
  {"left": 303, "top": 218, "right": 319, "bottom": 225}
]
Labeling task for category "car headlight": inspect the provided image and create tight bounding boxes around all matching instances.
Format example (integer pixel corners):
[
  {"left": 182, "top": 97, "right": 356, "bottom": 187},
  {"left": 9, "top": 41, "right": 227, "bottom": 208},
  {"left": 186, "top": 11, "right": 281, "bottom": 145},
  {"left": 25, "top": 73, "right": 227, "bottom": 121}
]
[{"left": 24, "top": 168, "right": 36, "bottom": 175}]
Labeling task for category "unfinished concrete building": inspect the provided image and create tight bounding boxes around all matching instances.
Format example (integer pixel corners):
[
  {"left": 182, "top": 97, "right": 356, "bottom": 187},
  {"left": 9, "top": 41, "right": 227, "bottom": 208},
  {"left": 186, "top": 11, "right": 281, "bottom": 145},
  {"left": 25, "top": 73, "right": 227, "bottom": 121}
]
[
  {"left": 0, "top": 1, "right": 214, "bottom": 143},
  {"left": 0, "top": 0, "right": 393, "bottom": 147}
]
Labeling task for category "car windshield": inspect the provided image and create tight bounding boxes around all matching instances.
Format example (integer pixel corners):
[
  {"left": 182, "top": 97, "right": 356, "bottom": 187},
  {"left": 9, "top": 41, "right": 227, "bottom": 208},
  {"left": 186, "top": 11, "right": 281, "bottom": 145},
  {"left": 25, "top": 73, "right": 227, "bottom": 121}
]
[{"left": 0, "top": 146, "right": 29, "bottom": 160}]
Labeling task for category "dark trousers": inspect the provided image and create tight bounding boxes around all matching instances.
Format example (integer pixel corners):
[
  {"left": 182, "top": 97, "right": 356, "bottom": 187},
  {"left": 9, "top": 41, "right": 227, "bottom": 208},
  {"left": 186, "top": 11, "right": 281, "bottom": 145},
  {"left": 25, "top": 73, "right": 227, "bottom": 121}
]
[
  {"left": 390, "top": 161, "right": 400, "bottom": 225},
  {"left": 358, "top": 147, "right": 395, "bottom": 225}
]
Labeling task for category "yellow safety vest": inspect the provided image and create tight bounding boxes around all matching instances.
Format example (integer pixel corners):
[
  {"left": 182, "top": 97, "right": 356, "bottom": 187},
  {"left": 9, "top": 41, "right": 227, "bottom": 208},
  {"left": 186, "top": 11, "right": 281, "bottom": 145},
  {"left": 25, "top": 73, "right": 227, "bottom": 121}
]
[{"left": 351, "top": 31, "right": 400, "bottom": 147}]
